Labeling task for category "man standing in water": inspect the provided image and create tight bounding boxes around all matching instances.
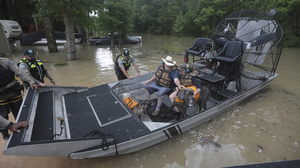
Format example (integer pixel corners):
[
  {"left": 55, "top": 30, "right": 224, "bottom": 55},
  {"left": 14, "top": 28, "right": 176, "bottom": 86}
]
[
  {"left": 0, "top": 57, "right": 38, "bottom": 140},
  {"left": 114, "top": 49, "right": 143, "bottom": 80},
  {"left": 19, "top": 49, "right": 55, "bottom": 88}
]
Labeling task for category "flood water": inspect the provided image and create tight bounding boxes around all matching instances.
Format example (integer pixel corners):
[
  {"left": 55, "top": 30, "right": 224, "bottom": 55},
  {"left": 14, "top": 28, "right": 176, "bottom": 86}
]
[{"left": 1, "top": 34, "right": 299, "bottom": 168}]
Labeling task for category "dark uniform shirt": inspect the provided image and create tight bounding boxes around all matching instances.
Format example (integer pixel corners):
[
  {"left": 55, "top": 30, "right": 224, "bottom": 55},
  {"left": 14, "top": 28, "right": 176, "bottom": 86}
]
[{"left": 0, "top": 58, "right": 35, "bottom": 99}]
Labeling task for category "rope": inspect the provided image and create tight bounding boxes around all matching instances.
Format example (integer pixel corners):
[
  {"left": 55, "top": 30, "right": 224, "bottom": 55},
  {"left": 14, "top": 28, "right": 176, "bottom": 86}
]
[{"left": 84, "top": 130, "right": 118, "bottom": 155}]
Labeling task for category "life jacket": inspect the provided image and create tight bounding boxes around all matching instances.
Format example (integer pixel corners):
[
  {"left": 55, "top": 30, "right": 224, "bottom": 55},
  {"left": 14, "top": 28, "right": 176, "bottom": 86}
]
[
  {"left": 114, "top": 54, "right": 132, "bottom": 71},
  {"left": 19, "top": 57, "right": 46, "bottom": 83},
  {"left": 123, "top": 97, "right": 138, "bottom": 109},
  {"left": 0, "top": 64, "right": 15, "bottom": 87},
  {"left": 175, "top": 86, "right": 200, "bottom": 103},
  {"left": 155, "top": 63, "right": 177, "bottom": 88},
  {"left": 180, "top": 70, "right": 199, "bottom": 87}
]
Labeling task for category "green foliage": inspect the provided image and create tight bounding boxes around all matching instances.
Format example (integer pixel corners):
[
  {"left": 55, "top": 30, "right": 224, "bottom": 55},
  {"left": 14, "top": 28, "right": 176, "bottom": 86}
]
[
  {"left": 2, "top": 0, "right": 298, "bottom": 47},
  {"left": 33, "top": 0, "right": 101, "bottom": 33},
  {"left": 96, "top": 0, "right": 133, "bottom": 42},
  {"left": 55, "top": 62, "right": 67, "bottom": 66},
  {"left": 0, "top": 0, "right": 38, "bottom": 30},
  {"left": 129, "top": 0, "right": 299, "bottom": 47}
]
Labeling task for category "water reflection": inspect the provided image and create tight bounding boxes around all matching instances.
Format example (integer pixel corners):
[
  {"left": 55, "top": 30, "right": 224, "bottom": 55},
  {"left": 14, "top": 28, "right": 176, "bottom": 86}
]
[
  {"left": 94, "top": 47, "right": 114, "bottom": 70},
  {"left": 163, "top": 131, "right": 247, "bottom": 168}
]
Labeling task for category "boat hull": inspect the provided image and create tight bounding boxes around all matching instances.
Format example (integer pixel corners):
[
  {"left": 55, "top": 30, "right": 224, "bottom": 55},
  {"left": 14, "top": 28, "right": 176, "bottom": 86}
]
[
  {"left": 69, "top": 75, "right": 277, "bottom": 159},
  {"left": 3, "top": 72, "right": 277, "bottom": 159}
]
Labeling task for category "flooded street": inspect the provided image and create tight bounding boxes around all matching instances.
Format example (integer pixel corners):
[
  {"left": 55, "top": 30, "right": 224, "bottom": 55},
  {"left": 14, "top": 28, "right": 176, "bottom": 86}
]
[{"left": 1, "top": 34, "right": 299, "bottom": 168}]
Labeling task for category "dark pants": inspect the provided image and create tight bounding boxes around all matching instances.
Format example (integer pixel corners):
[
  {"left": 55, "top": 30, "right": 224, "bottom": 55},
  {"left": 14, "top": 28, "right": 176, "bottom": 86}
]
[
  {"left": 0, "top": 93, "right": 23, "bottom": 138},
  {"left": 115, "top": 70, "right": 127, "bottom": 81}
]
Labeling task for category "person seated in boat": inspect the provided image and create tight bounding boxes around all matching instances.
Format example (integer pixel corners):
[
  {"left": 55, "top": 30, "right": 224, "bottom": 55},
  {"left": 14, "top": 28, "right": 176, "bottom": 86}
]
[
  {"left": 0, "top": 115, "right": 28, "bottom": 134},
  {"left": 18, "top": 49, "right": 55, "bottom": 88},
  {"left": 169, "top": 63, "right": 202, "bottom": 119},
  {"left": 114, "top": 49, "right": 143, "bottom": 80},
  {"left": 144, "top": 56, "right": 184, "bottom": 116}
]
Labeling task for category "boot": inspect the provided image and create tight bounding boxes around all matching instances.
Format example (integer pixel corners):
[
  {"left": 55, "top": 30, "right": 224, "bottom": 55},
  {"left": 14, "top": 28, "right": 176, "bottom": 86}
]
[
  {"left": 152, "top": 97, "right": 163, "bottom": 116},
  {"left": 152, "top": 110, "right": 160, "bottom": 116}
]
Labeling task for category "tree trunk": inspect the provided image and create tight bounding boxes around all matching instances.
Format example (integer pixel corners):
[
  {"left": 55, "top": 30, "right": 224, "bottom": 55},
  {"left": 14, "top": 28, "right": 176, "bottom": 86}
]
[
  {"left": 85, "top": 9, "right": 89, "bottom": 44},
  {"left": 119, "top": 33, "right": 122, "bottom": 48},
  {"left": 119, "top": 25, "right": 122, "bottom": 48},
  {"left": 294, "top": 12, "right": 296, "bottom": 36},
  {"left": 63, "top": 11, "right": 76, "bottom": 60},
  {"left": 86, "top": 27, "right": 89, "bottom": 43},
  {"left": 111, "top": 33, "right": 114, "bottom": 47},
  {"left": 44, "top": 18, "right": 58, "bottom": 53}
]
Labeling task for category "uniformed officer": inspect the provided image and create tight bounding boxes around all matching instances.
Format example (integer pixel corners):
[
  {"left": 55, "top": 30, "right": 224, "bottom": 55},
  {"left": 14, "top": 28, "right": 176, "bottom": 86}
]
[
  {"left": 114, "top": 49, "right": 143, "bottom": 80},
  {"left": 0, "top": 57, "right": 37, "bottom": 140},
  {"left": 19, "top": 49, "right": 55, "bottom": 88}
]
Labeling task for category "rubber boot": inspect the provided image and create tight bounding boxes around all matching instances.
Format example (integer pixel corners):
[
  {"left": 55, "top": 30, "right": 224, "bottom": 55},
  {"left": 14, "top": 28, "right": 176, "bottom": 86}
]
[{"left": 152, "top": 97, "right": 163, "bottom": 116}]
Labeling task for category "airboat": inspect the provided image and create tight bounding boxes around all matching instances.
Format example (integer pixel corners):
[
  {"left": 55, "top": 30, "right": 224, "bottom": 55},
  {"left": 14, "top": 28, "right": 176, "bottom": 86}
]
[{"left": 4, "top": 9, "right": 283, "bottom": 159}]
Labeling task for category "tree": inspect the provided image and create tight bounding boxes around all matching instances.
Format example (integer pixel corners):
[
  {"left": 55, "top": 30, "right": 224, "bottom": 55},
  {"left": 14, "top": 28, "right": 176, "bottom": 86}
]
[
  {"left": 35, "top": 0, "right": 58, "bottom": 53},
  {"left": 272, "top": 0, "right": 300, "bottom": 47},
  {"left": 34, "top": 0, "right": 99, "bottom": 60},
  {"left": 0, "top": 0, "right": 38, "bottom": 31},
  {"left": 97, "top": 0, "right": 133, "bottom": 47}
]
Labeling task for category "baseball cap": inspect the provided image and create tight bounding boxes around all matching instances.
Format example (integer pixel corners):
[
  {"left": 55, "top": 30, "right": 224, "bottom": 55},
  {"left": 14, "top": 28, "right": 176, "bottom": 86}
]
[
  {"left": 23, "top": 49, "right": 35, "bottom": 57},
  {"left": 123, "top": 49, "right": 129, "bottom": 56}
]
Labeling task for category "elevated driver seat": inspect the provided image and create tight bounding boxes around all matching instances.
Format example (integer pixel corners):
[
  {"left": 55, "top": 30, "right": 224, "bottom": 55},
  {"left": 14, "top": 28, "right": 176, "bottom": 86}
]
[
  {"left": 185, "top": 38, "right": 211, "bottom": 63},
  {"left": 213, "top": 41, "right": 247, "bottom": 92}
]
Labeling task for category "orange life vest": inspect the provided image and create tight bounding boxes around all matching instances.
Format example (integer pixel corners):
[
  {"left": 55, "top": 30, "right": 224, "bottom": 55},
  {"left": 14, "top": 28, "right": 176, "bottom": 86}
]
[
  {"left": 123, "top": 97, "right": 138, "bottom": 109},
  {"left": 175, "top": 85, "right": 200, "bottom": 103}
]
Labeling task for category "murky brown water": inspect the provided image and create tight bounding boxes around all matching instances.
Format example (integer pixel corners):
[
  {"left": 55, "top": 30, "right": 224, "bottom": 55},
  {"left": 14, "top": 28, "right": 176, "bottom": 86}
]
[{"left": 1, "top": 34, "right": 299, "bottom": 168}]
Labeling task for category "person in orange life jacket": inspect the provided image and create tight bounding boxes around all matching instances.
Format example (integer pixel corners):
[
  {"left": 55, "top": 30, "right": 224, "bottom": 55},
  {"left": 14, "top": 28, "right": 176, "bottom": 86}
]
[
  {"left": 0, "top": 115, "right": 28, "bottom": 133},
  {"left": 114, "top": 49, "right": 142, "bottom": 80},
  {"left": 169, "top": 63, "right": 202, "bottom": 119},
  {"left": 0, "top": 57, "right": 38, "bottom": 140},
  {"left": 19, "top": 49, "right": 55, "bottom": 88},
  {"left": 144, "top": 56, "right": 184, "bottom": 116}
]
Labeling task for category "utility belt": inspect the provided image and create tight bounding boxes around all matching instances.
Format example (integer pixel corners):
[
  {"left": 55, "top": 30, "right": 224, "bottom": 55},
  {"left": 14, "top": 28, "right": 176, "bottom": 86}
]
[{"left": 0, "top": 82, "right": 24, "bottom": 95}]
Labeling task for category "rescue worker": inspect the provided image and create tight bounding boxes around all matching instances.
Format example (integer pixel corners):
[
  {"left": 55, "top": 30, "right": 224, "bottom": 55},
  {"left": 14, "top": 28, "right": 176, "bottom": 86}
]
[
  {"left": 144, "top": 56, "right": 184, "bottom": 116},
  {"left": 0, "top": 115, "right": 28, "bottom": 133},
  {"left": 114, "top": 49, "right": 142, "bottom": 80},
  {"left": 19, "top": 49, "right": 55, "bottom": 88},
  {"left": 169, "top": 63, "right": 202, "bottom": 119},
  {"left": 0, "top": 57, "right": 38, "bottom": 140}
]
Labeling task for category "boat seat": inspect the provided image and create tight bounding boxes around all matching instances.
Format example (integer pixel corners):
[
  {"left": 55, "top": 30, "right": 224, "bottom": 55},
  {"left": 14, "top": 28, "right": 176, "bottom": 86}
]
[
  {"left": 213, "top": 41, "right": 247, "bottom": 92},
  {"left": 196, "top": 69, "right": 225, "bottom": 93},
  {"left": 217, "top": 89, "right": 240, "bottom": 98},
  {"left": 185, "top": 38, "right": 211, "bottom": 62},
  {"left": 31, "top": 91, "right": 54, "bottom": 141}
]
